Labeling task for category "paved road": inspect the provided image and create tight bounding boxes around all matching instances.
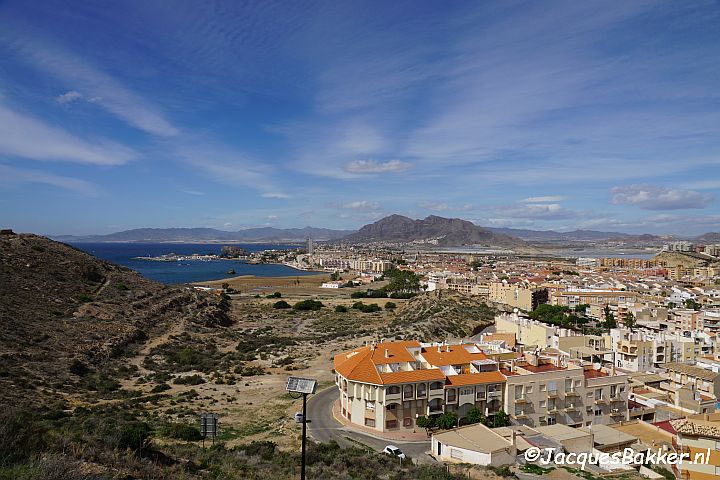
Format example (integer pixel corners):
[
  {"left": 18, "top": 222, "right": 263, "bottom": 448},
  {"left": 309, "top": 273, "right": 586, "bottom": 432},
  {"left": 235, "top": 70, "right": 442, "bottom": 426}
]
[{"left": 305, "top": 386, "right": 435, "bottom": 465}]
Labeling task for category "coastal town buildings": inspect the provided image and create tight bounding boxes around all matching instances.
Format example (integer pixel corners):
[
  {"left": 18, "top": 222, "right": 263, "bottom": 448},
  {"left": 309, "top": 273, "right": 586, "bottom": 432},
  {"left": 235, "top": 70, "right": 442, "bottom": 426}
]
[{"left": 333, "top": 340, "right": 629, "bottom": 433}]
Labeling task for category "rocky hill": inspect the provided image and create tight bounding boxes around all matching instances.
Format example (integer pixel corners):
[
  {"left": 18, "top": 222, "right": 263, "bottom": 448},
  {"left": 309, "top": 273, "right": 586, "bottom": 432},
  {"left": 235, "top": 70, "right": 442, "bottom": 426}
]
[
  {"left": 0, "top": 231, "right": 231, "bottom": 404},
  {"left": 386, "top": 290, "right": 508, "bottom": 340},
  {"left": 340, "top": 214, "right": 525, "bottom": 248}
]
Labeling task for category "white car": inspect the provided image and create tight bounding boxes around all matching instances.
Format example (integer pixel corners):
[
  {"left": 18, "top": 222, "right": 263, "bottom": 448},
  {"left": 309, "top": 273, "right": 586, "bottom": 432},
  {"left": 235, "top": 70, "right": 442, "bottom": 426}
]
[
  {"left": 382, "top": 445, "right": 406, "bottom": 459},
  {"left": 294, "top": 412, "right": 304, "bottom": 423}
]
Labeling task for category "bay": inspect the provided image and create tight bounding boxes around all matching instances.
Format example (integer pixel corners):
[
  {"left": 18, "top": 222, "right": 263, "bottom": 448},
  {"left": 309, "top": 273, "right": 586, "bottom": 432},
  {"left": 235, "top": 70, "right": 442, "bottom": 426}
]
[{"left": 70, "top": 242, "right": 318, "bottom": 284}]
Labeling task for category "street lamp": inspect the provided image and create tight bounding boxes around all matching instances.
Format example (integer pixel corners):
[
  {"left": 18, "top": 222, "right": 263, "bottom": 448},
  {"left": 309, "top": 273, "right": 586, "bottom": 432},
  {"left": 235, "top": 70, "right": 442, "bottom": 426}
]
[{"left": 286, "top": 376, "right": 317, "bottom": 480}]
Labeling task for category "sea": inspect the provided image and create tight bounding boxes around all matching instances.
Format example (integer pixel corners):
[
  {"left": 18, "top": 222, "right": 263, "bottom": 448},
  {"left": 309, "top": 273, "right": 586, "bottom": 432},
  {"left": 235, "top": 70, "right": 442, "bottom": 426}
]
[{"left": 70, "top": 242, "right": 319, "bottom": 284}]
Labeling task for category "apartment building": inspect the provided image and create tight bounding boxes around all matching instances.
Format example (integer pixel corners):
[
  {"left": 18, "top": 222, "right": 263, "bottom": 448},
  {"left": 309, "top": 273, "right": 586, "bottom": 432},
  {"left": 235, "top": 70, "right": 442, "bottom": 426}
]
[
  {"left": 333, "top": 340, "right": 628, "bottom": 434},
  {"left": 495, "top": 311, "right": 561, "bottom": 348},
  {"left": 670, "top": 413, "right": 720, "bottom": 480},
  {"left": 489, "top": 281, "right": 545, "bottom": 311},
  {"left": 662, "top": 363, "right": 720, "bottom": 408},
  {"left": 333, "top": 341, "right": 506, "bottom": 433},
  {"left": 698, "top": 310, "right": 720, "bottom": 334},
  {"left": 499, "top": 352, "right": 628, "bottom": 428},
  {"left": 551, "top": 289, "right": 643, "bottom": 314},
  {"left": 610, "top": 328, "right": 697, "bottom": 371}
]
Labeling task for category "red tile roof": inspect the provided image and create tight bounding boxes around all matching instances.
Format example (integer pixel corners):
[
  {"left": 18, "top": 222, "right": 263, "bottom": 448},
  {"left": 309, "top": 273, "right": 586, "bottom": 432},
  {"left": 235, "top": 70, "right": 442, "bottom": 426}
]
[
  {"left": 421, "top": 344, "right": 488, "bottom": 366},
  {"left": 445, "top": 371, "right": 507, "bottom": 386}
]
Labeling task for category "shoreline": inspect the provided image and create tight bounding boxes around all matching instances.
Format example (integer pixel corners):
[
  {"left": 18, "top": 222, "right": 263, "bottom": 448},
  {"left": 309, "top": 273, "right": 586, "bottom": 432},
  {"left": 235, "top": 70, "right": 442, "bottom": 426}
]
[{"left": 193, "top": 272, "right": 328, "bottom": 286}]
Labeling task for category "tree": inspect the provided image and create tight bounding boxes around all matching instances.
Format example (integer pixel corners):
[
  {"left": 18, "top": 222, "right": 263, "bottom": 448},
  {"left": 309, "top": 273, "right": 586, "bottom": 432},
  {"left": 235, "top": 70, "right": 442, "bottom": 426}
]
[
  {"left": 384, "top": 268, "right": 421, "bottom": 294},
  {"left": 415, "top": 415, "right": 436, "bottom": 435},
  {"left": 603, "top": 305, "right": 617, "bottom": 329},
  {"left": 491, "top": 410, "right": 511, "bottom": 428},
  {"left": 625, "top": 311, "right": 636, "bottom": 331},
  {"left": 435, "top": 411, "right": 459, "bottom": 430},
  {"left": 466, "top": 406, "right": 485, "bottom": 425},
  {"left": 273, "top": 300, "right": 291, "bottom": 309},
  {"left": 335, "top": 305, "right": 348, "bottom": 313},
  {"left": 330, "top": 272, "right": 341, "bottom": 281},
  {"left": 384, "top": 301, "right": 397, "bottom": 310}
]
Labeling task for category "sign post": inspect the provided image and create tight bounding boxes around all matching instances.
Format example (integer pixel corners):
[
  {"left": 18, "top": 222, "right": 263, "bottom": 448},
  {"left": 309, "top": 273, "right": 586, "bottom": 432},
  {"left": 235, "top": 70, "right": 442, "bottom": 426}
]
[
  {"left": 286, "top": 376, "right": 317, "bottom": 480},
  {"left": 200, "top": 413, "right": 219, "bottom": 448}
]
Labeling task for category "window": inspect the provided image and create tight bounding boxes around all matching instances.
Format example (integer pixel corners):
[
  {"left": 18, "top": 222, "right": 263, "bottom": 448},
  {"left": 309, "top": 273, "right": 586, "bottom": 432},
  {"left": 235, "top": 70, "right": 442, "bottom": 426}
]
[
  {"left": 595, "top": 390, "right": 603, "bottom": 400},
  {"left": 450, "top": 448, "right": 463, "bottom": 460},
  {"left": 403, "top": 417, "right": 412, "bottom": 427},
  {"left": 540, "top": 384, "right": 547, "bottom": 392},
  {"left": 365, "top": 418, "right": 376, "bottom": 427},
  {"left": 574, "top": 379, "right": 581, "bottom": 388},
  {"left": 417, "top": 383, "right": 427, "bottom": 398},
  {"left": 403, "top": 384, "right": 414, "bottom": 399},
  {"left": 366, "top": 401, "right": 375, "bottom": 410},
  {"left": 403, "top": 401, "right": 411, "bottom": 409},
  {"left": 430, "top": 381, "right": 444, "bottom": 390},
  {"left": 565, "top": 379, "right": 573, "bottom": 392},
  {"left": 447, "top": 389, "right": 456, "bottom": 402},
  {"left": 539, "top": 416, "right": 546, "bottom": 424},
  {"left": 526, "top": 386, "right": 533, "bottom": 394},
  {"left": 587, "top": 392, "right": 594, "bottom": 398},
  {"left": 386, "top": 420, "right": 398, "bottom": 429},
  {"left": 594, "top": 409, "right": 602, "bottom": 416},
  {"left": 547, "top": 416, "right": 557, "bottom": 425},
  {"left": 387, "top": 403, "right": 397, "bottom": 410},
  {"left": 388, "top": 386, "right": 400, "bottom": 395},
  {"left": 539, "top": 400, "right": 546, "bottom": 408},
  {"left": 461, "top": 388, "right": 472, "bottom": 396}
]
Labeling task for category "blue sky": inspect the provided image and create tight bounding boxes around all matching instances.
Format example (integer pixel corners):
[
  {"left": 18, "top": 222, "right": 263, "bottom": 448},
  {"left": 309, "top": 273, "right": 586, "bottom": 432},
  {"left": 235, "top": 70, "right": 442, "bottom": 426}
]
[{"left": 0, "top": 0, "right": 719, "bottom": 236}]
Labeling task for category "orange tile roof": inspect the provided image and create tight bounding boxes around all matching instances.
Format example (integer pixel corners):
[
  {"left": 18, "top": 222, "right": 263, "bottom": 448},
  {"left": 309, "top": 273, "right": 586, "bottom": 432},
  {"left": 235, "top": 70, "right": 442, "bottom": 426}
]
[
  {"left": 334, "top": 347, "right": 383, "bottom": 385},
  {"left": 583, "top": 369, "right": 609, "bottom": 379},
  {"left": 522, "top": 363, "right": 566, "bottom": 373},
  {"left": 370, "top": 340, "right": 420, "bottom": 364},
  {"left": 445, "top": 371, "right": 507, "bottom": 386},
  {"left": 380, "top": 369, "right": 445, "bottom": 384},
  {"left": 421, "top": 344, "right": 488, "bottom": 366}
]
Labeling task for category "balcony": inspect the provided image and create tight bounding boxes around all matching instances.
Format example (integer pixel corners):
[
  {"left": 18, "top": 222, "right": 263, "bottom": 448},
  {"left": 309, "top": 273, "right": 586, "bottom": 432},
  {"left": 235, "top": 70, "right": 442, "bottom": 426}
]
[
  {"left": 514, "top": 396, "right": 528, "bottom": 404},
  {"left": 487, "top": 391, "right": 502, "bottom": 399},
  {"left": 565, "top": 390, "right": 580, "bottom": 397},
  {"left": 514, "top": 412, "right": 528, "bottom": 420},
  {"left": 547, "top": 406, "right": 559, "bottom": 414},
  {"left": 594, "top": 397, "right": 607, "bottom": 405},
  {"left": 610, "top": 395, "right": 623, "bottom": 402},
  {"left": 547, "top": 390, "right": 559, "bottom": 398},
  {"left": 610, "top": 410, "right": 624, "bottom": 417},
  {"left": 564, "top": 405, "right": 578, "bottom": 412}
]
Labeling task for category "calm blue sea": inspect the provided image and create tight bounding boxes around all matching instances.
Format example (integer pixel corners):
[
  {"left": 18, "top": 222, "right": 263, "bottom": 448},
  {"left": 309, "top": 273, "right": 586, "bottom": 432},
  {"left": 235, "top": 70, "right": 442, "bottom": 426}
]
[{"left": 70, "top": 242, "right": 317, "bottom": 284}]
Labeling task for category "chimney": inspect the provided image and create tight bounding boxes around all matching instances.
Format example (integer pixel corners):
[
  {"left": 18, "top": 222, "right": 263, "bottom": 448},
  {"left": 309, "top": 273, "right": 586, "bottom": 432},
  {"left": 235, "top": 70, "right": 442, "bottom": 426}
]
[
  {"left": 385, "top": 349, "right": 390, "bottom": 359},
  {"left": 437, "top": 344, "right": 442, "bottom": 353},
  {"left": 511, "top": 430, "right": 517, "bottom": 448}
]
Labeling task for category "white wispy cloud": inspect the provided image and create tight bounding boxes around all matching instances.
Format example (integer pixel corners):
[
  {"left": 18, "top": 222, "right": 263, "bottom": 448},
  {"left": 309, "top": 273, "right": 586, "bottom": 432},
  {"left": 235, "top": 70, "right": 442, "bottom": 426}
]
[
  {"left": 0, "top": 164, "right": 99, "bottom": 196},
  {"left": 343, "top": 159, "right": 410, "bottom": 174},
  {"left": 522, "top": 196, "right": 566, "bottom": 203},
  {"left": 2, "top": 32, "right": 179, "bottom": 137},
  {"left": 0, "top": 103, "right": 135, "bottom": 165},
  {"left": 496, "top": 203, "right": 581, "bottom": 220},
  {"left": 341, "top": 200, "right": 382, "bottom": 210},
  {"left": 55, "top": 91, "right": 83, "bottom": 105},
  {"left": 261, "top": 192, "right": 290, "bottom": 199},
  {"left": 611, "top": 185, "right": 714, "bottom": 210}
]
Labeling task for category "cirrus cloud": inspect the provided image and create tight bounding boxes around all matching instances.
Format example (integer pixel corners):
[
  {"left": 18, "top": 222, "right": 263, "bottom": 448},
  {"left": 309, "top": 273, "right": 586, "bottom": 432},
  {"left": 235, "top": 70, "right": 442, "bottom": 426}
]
[
  {"left": 342, "top": 159, "right": 410, "bottom": 174},
  {"left": 611, "top": 184, "right": 713, "bottom": 210}
]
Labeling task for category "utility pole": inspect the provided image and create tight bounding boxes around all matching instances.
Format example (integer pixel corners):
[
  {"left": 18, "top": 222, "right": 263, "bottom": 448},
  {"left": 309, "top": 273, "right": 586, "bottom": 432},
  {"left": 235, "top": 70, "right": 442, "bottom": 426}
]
[
  {"left": 301, "top": 392, "right": 308, "bottom": 480},
  {"left": 286, "top": 376, "right": 317, "bottom": 480}
]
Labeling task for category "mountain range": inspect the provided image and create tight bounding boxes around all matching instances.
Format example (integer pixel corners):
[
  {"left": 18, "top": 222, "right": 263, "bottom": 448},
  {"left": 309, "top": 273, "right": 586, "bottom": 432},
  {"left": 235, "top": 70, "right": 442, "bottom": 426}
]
[
  {"left": 50, "top": 216, "right": 719, "bottom": 246},
  {"left": 54, "top": 226, "right": 352, "bottom": 243},
  {"left": 339, "top": 214, "right": 526, "bottom": 247}
]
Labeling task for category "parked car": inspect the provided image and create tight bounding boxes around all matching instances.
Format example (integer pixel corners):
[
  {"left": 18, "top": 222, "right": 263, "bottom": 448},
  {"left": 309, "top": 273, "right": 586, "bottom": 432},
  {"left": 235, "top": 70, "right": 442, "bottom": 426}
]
[
  {"left": 294, "top": 412, "right": 304, "bottom": 423},
  {"left": 382, "top": 445, "right": 406, "bottom": 459}
]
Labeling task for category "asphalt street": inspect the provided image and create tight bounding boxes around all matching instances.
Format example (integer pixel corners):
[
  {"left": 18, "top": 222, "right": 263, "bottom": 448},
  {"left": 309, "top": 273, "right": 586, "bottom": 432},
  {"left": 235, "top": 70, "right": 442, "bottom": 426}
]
[{"left": 304, "top": 386, "right": 436, "bottom": 465}]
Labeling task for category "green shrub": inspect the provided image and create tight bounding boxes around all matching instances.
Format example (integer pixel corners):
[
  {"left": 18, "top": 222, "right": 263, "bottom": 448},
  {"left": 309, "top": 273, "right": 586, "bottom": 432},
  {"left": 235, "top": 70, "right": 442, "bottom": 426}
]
[
  {"left": 292, "top": 299, "right": 324, "bottom": 311},
  {"left": 173, "top": 374, "right": 206, "bottom": 385},
  {"left": 150, "top": 383, "right": 171, "bottom": 393},
  {"left": 335, "top": 305, "right": 348, "bottom": 313},
  {"left": 69, "top": 359, "right": 90, "bottom": 376},
  {"left": 273, "top": 300, "right": 291, "bottom": 309},
  {"left": 160, "top": 422, "right": 203, "bottom": 441}
]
